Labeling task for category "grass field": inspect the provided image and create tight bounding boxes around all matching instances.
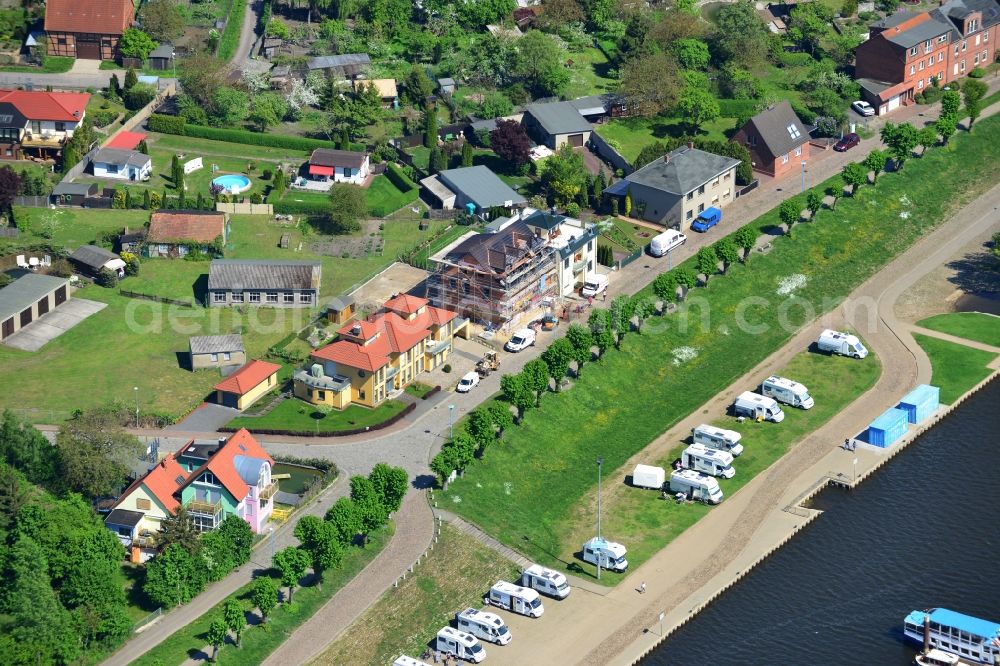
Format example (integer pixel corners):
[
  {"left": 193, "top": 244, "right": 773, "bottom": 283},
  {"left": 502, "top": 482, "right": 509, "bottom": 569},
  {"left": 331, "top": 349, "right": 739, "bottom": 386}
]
[
  {"left": 228, "top": 397, "right": 408, "bottom": 433},
  {"left": 914, "top": 334, "right": 997, "bottom": 404},
  {"left": 917, "top": 312, "right": 1000, "bottom": 348},
  {"left": 563, "top": 46, "right": 617, "bottom": 100},
  {"left": 312, "top": 524, "right": 519, "bottom": 666},
  {"left": 365, "top": 174, "right": 418, "bottom": 217},
  {"left": 0, "top": 56, "right": 74, "bottom": 73},
  {"left": 443, "top": 112, "right": 1000, "bottom": 583},
  {"left": 147, "top": 133, "right": 311, "bottom": 162},
  {"left": 130, "top": 525, "right": 393, "bottom": 666},
  {"left": 595, "top": 116, "right": 739, "bottom": 163}
]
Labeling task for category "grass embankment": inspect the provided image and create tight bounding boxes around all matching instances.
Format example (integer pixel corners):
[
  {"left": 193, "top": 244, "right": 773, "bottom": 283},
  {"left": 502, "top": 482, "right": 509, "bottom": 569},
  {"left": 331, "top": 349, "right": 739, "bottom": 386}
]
[
  {"left": 312, "top": 524, "right": 519, "bottom": 666},
  {"left": 443, "top": 113, "right": 1000, "bottom": 584},
  {"left": 228, "top": 398, "right": 408, "bottom": 433},
  {"left": 914, "top": 333, "right": 998, "bottom": 404},
  {"left": 0, "top": 56, "right": 74, "bottom": 73},
  {"left": 130, "top": 525, "right": 393, "bottom": 666},
  {"left": 918, "top": 312, "right": 1000, "bottom": 348}
]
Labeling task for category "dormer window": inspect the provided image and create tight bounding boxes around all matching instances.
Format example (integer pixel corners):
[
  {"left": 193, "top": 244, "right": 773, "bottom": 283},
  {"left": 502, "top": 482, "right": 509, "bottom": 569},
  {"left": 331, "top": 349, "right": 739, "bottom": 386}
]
[{"left": 968, "top": 19, "right": 978, "bottom": 32}]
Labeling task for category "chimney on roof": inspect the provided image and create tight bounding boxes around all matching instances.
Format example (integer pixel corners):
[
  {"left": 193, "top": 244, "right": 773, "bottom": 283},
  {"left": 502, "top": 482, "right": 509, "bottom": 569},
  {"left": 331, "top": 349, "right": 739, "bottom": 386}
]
[
  {"left": 218, "top": 437, "right": 226, "bottom": 447},
  {"left": 160, "top": 459, "right": 167, "bottom": 468},
  {"left": 351, "top": 324, "right": 361, "bottom": 336}
]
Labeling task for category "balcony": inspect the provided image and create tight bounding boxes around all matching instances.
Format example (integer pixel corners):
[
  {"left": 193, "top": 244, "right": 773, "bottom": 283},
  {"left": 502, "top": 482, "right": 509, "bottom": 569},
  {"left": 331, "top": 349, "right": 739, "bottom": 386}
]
[
  {"left": 573, "top": 258, "right": 589, "bottom": 273},
  {"left": 22, "top": 133, "right": 64, "bottom": 148},
  {"left": 425, "top": 338, "right": 451, "bottom": 356},
  {"left": 259, "top": 481, "right": 279, "bottom": 501},
  {"left": 185, "top": 498, "right": 223, "bottom": 517}
]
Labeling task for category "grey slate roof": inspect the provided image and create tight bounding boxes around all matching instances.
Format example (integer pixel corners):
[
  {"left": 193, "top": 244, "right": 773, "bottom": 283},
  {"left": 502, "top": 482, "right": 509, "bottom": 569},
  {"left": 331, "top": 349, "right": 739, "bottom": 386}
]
[
  {"left": 93, "top": 148, "right": 150, "bottom": 168},
  {"left": 310, "top": 148, "right": 367, "bottom": 168},
  {"left": 743, "top": 101, "right": 810, "bottom": 160},
  {"left": 872, "top": 10, "right": 922, "bottom": 29},
  {"left": 525, "top": 100, "right": 592, "bottom": 136},
  {"left": 569, "top": 93, "right": 620, "bottom": 116},
  {"left": 149, "top": 44, "right": 173, "bottom": 59},
  {"left": 420, "top": 175, "right": 457, "bottom": 202},
  {"left": 626, "top": 147, "right": 741, "bottom": 196},
  {"left": 438, "top": 166, "right": 526, "bottom": 208},
  {"left": 0, "top": 274, "right": 69, "bottom": 323},
  {"left": 445, "top": 221, "right": 541, "bottom": 273},
  {"left": 208, "top": 259, "right": 322, "bottom": 291},
  {"left": 935, "top": 0, "right": 1000, "bottom": 33},
  {"left": 858, "top": 77, "right": 895, "bottom": 95},
  {"left": 105, "top": 509, "right": 144, "bottom": 529},
  {"left": 52, "top": 182, "right": 97, "bottom": 197},
  {"left": 884, "top": 16, "right": 953, "bottom": 47},
  {"left": 189, "top": 334, "right": 245, "bottom": 355},
  {"left": 70, "top": 244, "right": 120, "bottom": 270},
  {"left": 307, "top": 53, "right": 371, "bottom": 71}
]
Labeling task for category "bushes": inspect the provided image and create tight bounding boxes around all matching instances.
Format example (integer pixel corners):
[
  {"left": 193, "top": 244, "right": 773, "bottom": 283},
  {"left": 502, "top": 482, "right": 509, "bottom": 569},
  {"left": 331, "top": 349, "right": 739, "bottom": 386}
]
[
  {"left": 91, "top": 109, "right": 119, "bottom": 128},
  {"left": 717, "top": 98, "right": 756, "bottom": 120},
  {"left": 184, "top": 124, "right": 339, "bottom": 151},
  {"left": 148, "top": 113, "right": 186, "bottom": 134},
  {"left": 272, "top": 199, "right": 329, "bottom": 216},
  {"left": 124, "top": 83, "right": 156, "bottom": 110},
  {"left": 385, "top": 162, "right": 418, "bottom": 193},
  {"left": 968, "top": 67, "right": 986, "bottom": 79}
]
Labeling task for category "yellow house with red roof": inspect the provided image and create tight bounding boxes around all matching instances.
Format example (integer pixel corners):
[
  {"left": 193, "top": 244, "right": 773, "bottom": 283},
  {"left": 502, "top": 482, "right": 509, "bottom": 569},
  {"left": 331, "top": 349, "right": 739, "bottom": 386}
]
[{"left": 294, "top": 294, "right": 468, "bottom": 409}]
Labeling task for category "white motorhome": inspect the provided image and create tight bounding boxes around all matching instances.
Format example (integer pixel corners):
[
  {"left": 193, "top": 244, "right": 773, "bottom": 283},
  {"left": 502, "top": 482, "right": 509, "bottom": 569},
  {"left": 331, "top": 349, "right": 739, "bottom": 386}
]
[
  {"left": 436, "top": 627, "right": 486, "bottom": 663},
  {"left": 649, "top": 229, "right": 686, "bottom": 257},
  {"left": 455, "top": 608, "right": 511, "bottom": 645},
  {"left": 485, "top": 581, "right": 544, "bottom": 618},
  {"left": 669, "top": 469, "right": 724, "bottom": 504},
  {"left": 817, "top": 329, "right": 868, "bottom": 359},
  {"left": 631, "top": 464, "right": 666, "bottom": 490},
  {"left": 692, "top": 424, "right": 744, "bottom": 456},
  {"left": 761, "top": 375, "right": 814, "bottom": 409},
  {"left": 681, "top": 444, "right": 736, "bottom": 479},
  {"left": 733, "top": 391, "right": 785, "bottom": 423},
  {"left": 581, "top": 537, "right": 628, "bottom": 572},
  {"left": 394, "top": 657, "right": 433, "bottom": 666},
  {"left": 521, "top": 564, "right": 571, "bottom": 599}
]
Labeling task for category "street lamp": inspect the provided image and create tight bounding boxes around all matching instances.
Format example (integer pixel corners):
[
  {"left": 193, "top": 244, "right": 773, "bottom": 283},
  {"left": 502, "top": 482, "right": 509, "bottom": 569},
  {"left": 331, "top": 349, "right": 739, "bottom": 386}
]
[
  {"left": 596, "top": 456, "right": 604, "bottom": 580},
  {"left": 801, "top": 161, "right": 807, "bottom": 194},
  {"left": 133, "top": 386, "right": 139, "bottom": 428},
  {"left": 448, "top": 404, "right": 455, "bottom": 440},
  {"left": 269, "top": 526, "right": 275, "bottom": 563},
  {"left": 853, "top": 457, "right": 858, "bottom": 485}
]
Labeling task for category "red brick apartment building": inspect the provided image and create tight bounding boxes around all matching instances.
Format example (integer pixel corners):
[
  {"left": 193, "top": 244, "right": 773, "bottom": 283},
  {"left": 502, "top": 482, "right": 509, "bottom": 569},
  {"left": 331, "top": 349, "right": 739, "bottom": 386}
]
[{"left": 856, "top": 0, "right": 998, "bottom": 115}]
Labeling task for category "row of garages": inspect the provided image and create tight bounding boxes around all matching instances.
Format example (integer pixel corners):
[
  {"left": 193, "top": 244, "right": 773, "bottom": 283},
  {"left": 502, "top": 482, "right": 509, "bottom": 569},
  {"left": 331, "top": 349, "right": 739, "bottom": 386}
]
[{"left": 0, "top": 274, "right": 71, "bottom": 342}]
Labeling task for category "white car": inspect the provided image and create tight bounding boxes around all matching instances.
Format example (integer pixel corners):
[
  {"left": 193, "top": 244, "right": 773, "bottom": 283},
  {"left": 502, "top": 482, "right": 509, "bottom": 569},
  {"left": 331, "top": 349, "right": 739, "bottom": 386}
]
[
  {"left": 456, "top": 371, "right": 480, "bottom": 393},
  {"left": 851, "top": 100, "right": 875, "bottom": 117},
  {"left": 505, "top": 328, "right": 536, "bottom": 352}
]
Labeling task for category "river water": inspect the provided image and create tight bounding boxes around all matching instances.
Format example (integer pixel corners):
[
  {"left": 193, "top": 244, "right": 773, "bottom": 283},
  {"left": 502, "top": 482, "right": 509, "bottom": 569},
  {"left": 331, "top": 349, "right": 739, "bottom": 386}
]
[{"left": 643, "top": 380, "right": 1000, "bottom": 666}]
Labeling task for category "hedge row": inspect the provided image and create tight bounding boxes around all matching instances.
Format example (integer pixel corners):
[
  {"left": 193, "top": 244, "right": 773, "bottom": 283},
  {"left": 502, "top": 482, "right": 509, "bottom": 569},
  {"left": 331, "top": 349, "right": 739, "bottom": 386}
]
[
  {"left": 717, "top": 98, "right": 757, "bottom": 119},
  {"left": 217, "top": 0, "right": 246, "bottom": 61},
  {"left": 219, "top": 402, "right": 416, "bottom": 437},
  {"left": 385, "top": 162, "right": 418, "bottom": 193},
  {"left": 148, "top": 113, "right": 185, "bottom": 134},
  {"left": 147, "top": 113, "right": 351, "bottom": 153},
  {"left": 272, "top": 199, "right": 329, "bottom": 215}
]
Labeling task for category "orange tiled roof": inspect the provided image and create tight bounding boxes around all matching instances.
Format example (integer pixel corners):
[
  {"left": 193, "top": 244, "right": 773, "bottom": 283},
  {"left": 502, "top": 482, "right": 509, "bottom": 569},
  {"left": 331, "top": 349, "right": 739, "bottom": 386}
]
[
  {"left": 384, "top": 293, "right": 428, "bottom": 315},
  {"left": 113, "top": 453, "right": 186, "bottom": 513},
  {"left": 337, "top": 319, "right": 381, "bottom": 340},
  {"left": 0, "top": 89, "right": 90, "bottom": 122},
  {"left": 44, "top": 0, "right": 134, "bottom": 35},
  {"left": 178, "top": 429, "right": 274, "bottom": 502},
  {"left": 315, "top": 312, "right": 432, "bottom": 372},
  {"left": 148, "top": 211, "right": 226, "bottom": 244},
  {"left": 214, "top": 360, "right": 281, "bottom": 395}
]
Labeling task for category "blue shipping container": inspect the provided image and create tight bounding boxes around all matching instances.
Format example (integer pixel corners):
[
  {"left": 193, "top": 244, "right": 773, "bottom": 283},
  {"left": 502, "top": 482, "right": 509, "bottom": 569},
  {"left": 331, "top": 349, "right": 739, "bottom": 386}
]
[
  {"left": 897, "top": 384, "right": 940, "bottom": 424},
  {"left": 867, "top": 407, "right": 909, "bottom": 448}
]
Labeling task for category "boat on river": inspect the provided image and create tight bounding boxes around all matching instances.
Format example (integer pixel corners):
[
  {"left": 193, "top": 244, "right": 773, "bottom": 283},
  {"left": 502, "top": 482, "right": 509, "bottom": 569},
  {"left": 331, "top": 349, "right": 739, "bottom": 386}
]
[{"left": 904, "top": 608, "right": 1000, "bottom": 665}]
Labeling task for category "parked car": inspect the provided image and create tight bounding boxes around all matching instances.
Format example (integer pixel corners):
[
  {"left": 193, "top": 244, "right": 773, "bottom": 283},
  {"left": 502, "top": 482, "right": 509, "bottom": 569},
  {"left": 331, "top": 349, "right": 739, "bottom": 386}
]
[
  {"left": 505, "top": 328, "right": 536, "bottom": 352},
  {"left": 649, "top": 229, "right": 687, "bottom": 257},
  {"left": 851, "top": 100, "right": 875, "bottom": 117},
  {"left": 456, "top": 371, "right": 480, "bottom": 393},
  {"left": 690, "top": 207, "right": 722, "bottom": 233},
  {"left": 834, "top": 133, "right": 861, "bottom": 152}
]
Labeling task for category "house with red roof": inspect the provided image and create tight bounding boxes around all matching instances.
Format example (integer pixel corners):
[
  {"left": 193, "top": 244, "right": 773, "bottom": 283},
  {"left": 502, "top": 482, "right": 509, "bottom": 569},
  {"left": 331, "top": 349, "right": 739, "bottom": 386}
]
[
  {"left": 0, "top": 89, "right": 90, "bottom": 160},
  {"left": 294, "top": 294, "right": 468, "bottom": 409},
  {"left": 305, "top": 148, "right": 370, "bottom": 187},
  {"left": 146, "top": 210, "right": 228, "bottom": 258},
  {"left": 214, "top": 359, "right": 281, "bottom": 410},
  {"left": 105, "top": 430, "right": 278, "bottom": 553},
  {"left": 44, "top": 0, "right": 135, "bottom": 60}
]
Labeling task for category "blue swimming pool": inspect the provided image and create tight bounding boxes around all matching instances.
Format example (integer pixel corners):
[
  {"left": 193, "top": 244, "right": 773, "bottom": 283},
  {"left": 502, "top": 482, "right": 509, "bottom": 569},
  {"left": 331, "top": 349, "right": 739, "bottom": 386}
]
[{"left": 212, "top": 174, "right": 252, "bottom": 195}]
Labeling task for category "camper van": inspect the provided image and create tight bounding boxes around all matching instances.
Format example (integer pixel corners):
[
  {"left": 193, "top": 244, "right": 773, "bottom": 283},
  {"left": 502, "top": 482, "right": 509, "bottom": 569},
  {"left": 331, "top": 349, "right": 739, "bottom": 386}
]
[
  {"left": 681, "top": 444, "right": 736, "bottom": 479},
  {"left": 631, "top": 464, "right": 666, "bottom": 490},
  {"left": 436, "top": 627, "right": 486, "bottom": 663},
  {"left": 761, "top": 375, "right": 814, "bottom": 409},
  {"left": 455, "top": 608, "right": 512, "bottom": 645},
  {"left": 485, "top": 581, "right": 544, "bottom": 618},
  {"left": 817, "top": 329, "right": 868, "bottom": 359},
  {"left": 733, "top": 391, "right": 785, "bottom": 423},
  {"left": 581, "top": 274, "right": 609, "bottom": 298},
  {"left": 669, "top": 469, "right": 724, "bottom": 504},
  {"left": 394, "top": 657, "right": 433, "bottom": 666},
  {"left": 581, "top": 537, "right": 628, "bottom": 572},
  {"left": 521, "top": 564, "right": 571, "bottom": 599},
  {"left": 692, "top": 424, "right": 744, "bottom": 456},
  {"left": 649, "top": 229, "right": 687, "bottom": 257}
]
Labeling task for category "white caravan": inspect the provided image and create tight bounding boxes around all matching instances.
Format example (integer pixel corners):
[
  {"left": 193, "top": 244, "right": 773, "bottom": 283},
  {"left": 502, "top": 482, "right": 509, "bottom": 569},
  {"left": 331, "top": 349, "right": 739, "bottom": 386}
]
[
  {"left": 761, "top": 375, "right": 814, "bottom": 409},
  {"left": 631, "top": 464, "right": 666, "bottom": 490},
  {"left": 581, "top": 537, "right": 628, "bottom": 572},
  {"left": 733, "top": 391, "right": 785, "bottom": 423},
  {"left": 669, "top": 469, "right": 724, "bottom": 504},
  {"left": 485, "top": 581, "right": 544, "bottom": 618},
  {"left": 394, "top": 657, "right": 433, "bottom": 666},
  {"left": 681, "top": 444, "right": 736, "bottom": 479},
  {"left": 436, "top": 627, "right": 486, "bottom": 663},
  {"left": 817, "top": 329, "right": 868, "bottom": 358},
  {"left": 649, "top": 229, "right": 687, "bottom": 257},
  {"left": 521, "top": 564, "right": 571, "bottom": 599},
  {"left": 455, "top": 608, "right": 511, "bottom": 646},
  {"left": 692, "top": 424, "right": 744, "bottom": 456}
]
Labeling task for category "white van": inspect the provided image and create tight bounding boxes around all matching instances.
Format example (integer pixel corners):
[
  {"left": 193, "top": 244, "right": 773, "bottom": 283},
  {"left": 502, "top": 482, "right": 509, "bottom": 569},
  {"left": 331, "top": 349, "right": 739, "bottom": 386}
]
[
  {"left": 669, "top": 469, "right": 724, "bottom": 504},
  {"left": 394, "top": 657, "right": 433, "bottom": 666},
  {"left": 521, "top": 564, "right": 571, "bottom": 599},
  {"left": 649, "top": 229, "right": 687, "bottom": 257},
  {"left": 761, "top": 375, "right": 814, "bottom": 409},
  {"left": 581, "top": 274, "right": 609, "bottom": 297},
  {"left": 631, "top": 464, "right": 666, "bottom": 490},
  {"left": 581, "top": 537, "right": 628, "bottom": 572},
  {"left": 733, "top": 391, "right": 785, "bottom": 423},
  {"left": 504, "top": 328, "right": 536, "bottom": 352},
  {"left": 485, "top": 581, "right": 544, "bottom": 618},
  {"left": 817, "top": 329, "right": 868, "bottom": 359},
  {"left": 455, "top": 608, "right": 511, "bottom": 646},
  {"left": 692, "top": 424, "right": 744, "bottom": 456},
  {"left": 436, "top": 627, "right": 486, "bottom": 663},
  {"left": 682, "top": 443, "right": 735, "bottom": 479}
]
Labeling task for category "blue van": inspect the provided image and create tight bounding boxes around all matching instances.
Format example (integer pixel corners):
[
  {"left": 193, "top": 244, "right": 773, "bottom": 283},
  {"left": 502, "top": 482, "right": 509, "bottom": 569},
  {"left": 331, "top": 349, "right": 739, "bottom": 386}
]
[{"left": 690, "top": 207, "right": 722, "bottom": 232}]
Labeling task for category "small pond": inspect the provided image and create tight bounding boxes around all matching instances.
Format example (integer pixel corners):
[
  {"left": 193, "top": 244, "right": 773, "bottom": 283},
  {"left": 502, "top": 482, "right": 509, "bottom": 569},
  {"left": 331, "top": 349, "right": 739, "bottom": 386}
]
[{"left": 273, "top": 462, "right": 324, "bottom": 495}]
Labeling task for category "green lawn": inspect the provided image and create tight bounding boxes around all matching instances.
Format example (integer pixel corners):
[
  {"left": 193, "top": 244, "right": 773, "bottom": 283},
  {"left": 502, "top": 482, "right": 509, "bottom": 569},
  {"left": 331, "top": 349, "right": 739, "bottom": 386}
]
[
  {"left": 443, "top": 111, "right": 1000, "bottom": 584},
  {"left": 365, "top": 174, "right": 418, "bottom": 217},
  {"left": 917, "top": 312, "right": 1000, "bottom": 348},
  {"left": 596, "top": 116, "right": 739, "bottom": 163},
  {"left": 312, "top": 524, "right": 518, "bottom": 666},
  {"left": 8, "top": 207, "right": 151, "bottom": 250},
  {"left": 563, "top": 46, "right": 618, "bottom": 100},
  {"left": 406, "top": 146, "right": 431, "bottom": 171},
  {"left": 913, "top": 334, "right": 998, "bottom": 404},
  {"left": 228, "top": 397, "right": 408, "bottom": 433},
  {"left": 0, "top": 56, "right": 74, "bottom": 73},
  {"left": 404, "top": 382, "right": 436, "bottom": 398},
  {"left": 147, "top": 133, "right": 311, "bottom": 162},
  {"left": 129, "top": 525, "right": 393, "bottom": 666}
]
